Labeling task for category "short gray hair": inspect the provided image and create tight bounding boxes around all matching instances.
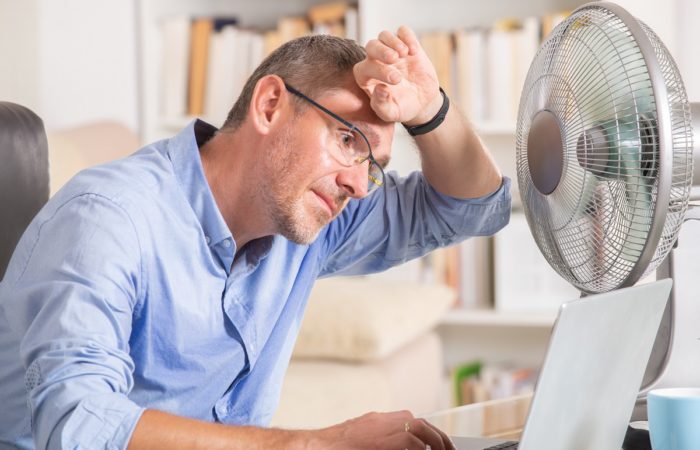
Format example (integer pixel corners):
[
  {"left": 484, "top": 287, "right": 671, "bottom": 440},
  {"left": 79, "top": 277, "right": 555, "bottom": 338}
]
[{"left": 221, "top": 34, "right": 366, "bottom": 131}]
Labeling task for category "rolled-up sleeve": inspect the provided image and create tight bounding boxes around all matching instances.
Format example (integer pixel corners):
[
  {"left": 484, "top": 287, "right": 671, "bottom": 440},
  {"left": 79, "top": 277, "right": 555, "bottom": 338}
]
[
  {"left": 5, "top": 194, "right": 145, "bottom": 449},
  {"left": 319, "top": 171, "right": 511, "bottom": 276}
]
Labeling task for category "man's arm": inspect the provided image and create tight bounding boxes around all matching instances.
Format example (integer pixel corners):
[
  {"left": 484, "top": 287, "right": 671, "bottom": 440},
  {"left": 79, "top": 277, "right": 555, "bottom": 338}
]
[
  {"left": 129, "top": 409, "right": 455, "bottom": 450},
  {"left": 410, "top": 94, "right": 503, "bottom": 198},
  {"left": 5, "top": 193, "right": 453, "bottom": 450},
  {"left": 353, "top": 26, "right": 503, "bottom": 198}
]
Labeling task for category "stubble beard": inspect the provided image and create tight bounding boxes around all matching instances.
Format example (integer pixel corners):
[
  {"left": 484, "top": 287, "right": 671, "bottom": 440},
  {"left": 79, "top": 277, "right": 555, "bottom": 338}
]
[{"left": 260, "top": 126, "right": 333, "bottom": 245}]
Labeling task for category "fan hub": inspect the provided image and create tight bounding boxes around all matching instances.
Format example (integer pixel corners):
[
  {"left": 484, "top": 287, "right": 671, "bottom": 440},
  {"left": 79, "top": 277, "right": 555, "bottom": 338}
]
[{"left": 527, "top": 110, "right": 564, "bottom": 195}]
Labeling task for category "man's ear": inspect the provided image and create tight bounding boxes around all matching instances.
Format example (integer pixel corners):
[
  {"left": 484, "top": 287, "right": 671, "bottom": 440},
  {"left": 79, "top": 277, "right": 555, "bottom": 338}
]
[{"left": 248, "top": 75, "right": 289, "bottom": 135}]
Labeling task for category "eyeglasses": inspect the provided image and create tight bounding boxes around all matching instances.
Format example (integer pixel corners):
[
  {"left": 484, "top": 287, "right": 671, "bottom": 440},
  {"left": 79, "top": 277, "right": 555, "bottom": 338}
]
[{"left": 284, "top": 83, "right": 385, "bottom": 195}]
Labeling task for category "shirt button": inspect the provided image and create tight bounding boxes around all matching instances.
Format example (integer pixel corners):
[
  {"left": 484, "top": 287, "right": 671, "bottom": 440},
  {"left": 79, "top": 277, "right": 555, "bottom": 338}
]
[{"left": 223, "top": 239, "right": 231, "bottom": 248}]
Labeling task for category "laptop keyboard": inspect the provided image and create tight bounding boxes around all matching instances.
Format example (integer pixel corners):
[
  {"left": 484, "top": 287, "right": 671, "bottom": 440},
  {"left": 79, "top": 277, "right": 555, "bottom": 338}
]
[{"left": 483, "top": 441, "right": 519, "bottom": 449}]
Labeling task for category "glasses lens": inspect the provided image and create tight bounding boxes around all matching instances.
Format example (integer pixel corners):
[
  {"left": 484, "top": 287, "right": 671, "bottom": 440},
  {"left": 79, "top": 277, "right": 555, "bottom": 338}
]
[
  {"left": 367, "top": 160, "right": 385, "bottom": 193},
  {"left": 331, "top": 128, "right": 371, "bottom": 167}
]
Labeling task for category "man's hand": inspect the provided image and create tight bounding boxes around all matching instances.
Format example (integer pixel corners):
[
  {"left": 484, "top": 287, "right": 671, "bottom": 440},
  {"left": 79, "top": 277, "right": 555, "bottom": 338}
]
[
  {"left": 353, "top": 26, "right": 442, "bottom": 126},
  {"left": 128, "top": 408, "right": 456, "bottom": 450},
  {"left": 310, "top": 410, "right": 456, "bottom": 450}
]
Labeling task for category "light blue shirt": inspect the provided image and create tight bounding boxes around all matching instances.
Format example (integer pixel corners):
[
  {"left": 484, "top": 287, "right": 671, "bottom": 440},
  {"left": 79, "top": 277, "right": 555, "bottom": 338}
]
[{"left": 0, "top": 120, "right": 511, "bottom": 449}]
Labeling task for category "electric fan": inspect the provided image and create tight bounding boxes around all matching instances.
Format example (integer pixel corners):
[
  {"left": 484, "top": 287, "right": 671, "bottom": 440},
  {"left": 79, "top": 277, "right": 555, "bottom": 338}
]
[{"left": 516, "top": 1, "right": 699, "bottom": 414}]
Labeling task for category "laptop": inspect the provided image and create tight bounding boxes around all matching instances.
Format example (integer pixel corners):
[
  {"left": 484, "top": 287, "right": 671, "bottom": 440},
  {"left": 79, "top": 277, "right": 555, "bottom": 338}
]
[{"left": 449, "top": 279, "right": 672, "bottom": 450}]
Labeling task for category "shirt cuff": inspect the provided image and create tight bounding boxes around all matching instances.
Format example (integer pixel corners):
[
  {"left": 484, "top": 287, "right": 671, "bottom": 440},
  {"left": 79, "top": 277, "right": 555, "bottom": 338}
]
[
  {"left": 58, "top": 394, "right": 145, "bottom": 450},
  {"left": 426, "top": 176, "right": 512, "bottom": 239}
]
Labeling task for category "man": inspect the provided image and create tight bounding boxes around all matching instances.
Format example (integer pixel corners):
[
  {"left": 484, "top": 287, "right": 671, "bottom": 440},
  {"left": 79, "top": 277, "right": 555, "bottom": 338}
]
[{"left": 0, "top": 27, "right": 510, "bottom": 449}]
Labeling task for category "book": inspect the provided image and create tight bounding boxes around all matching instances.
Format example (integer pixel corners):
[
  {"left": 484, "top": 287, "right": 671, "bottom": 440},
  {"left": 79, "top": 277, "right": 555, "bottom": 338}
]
[
  {"left": 204, "top": 25, "right": 238, "bottom": 124},
  {"left": 308, "top": 1, "right": 348, "bottom": 25},
  {"left": 486, "top": 20, "right": 519, "bottom": 123},
  {"left": 160, "top": 15, "right": 191, "bottom": 118},
  {"left": 512, "top": 17, "right": 540, "bottom": 118},
  {"left": 308, "top": 1, "right": 357, "bottom": 39},
  {"left": 263, "top": 29, "right": 283, "bottom": 56},
  {"left": 277, "top": 16, "right": 311, "bottom": 44},
  {"left": 420, "top": 31, "right": 453, "bottom": 95},
  {"left": 187, "top": 18, "right": 213, "bottom": 116},
  {"left": 204, "top": 24, "right": 265, "bottom": 123},
  {"left": 458, "top": 237, "right": 492, "bottom": 309},
  {"left": 453, "top": 361, "right": 536, "bottom": 406},
  {"left": 344, "top": 6, "right": 358, "bottom": 41},
  {"left": 454, "top": 28, "right": 486, "bottom": 122}
]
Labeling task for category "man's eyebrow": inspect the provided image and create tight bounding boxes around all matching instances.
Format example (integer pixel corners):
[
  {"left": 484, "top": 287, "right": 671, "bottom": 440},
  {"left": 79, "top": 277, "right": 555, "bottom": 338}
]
[
  {"left": 353, "top": 122, "right": 381, "bottom": 148},
  {"left": 350, "top": 122, "right": 390, "bottom": 168}
]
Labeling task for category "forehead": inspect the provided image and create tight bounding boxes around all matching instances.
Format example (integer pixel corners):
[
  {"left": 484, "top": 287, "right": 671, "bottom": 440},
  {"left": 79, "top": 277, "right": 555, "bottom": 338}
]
[{"left": 314, "top": 83, "right": 394, "bottom": 152}]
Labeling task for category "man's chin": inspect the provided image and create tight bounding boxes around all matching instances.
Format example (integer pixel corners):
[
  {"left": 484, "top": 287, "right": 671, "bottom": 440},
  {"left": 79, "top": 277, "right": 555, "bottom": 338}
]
[
  {"left": 280, "top": 225, "right": 323, "bottom": 245},
  {"left": 276, "top": 199, "right": 337, "bottom": 244},
  {"left": 279, "top": 215, "right": 327, "bottom": 245}
]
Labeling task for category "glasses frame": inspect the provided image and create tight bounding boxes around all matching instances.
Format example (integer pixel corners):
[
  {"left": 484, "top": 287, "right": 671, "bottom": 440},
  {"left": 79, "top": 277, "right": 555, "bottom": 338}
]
[{"left": 284, "top": 83, "right": 386, "bottom": 193}]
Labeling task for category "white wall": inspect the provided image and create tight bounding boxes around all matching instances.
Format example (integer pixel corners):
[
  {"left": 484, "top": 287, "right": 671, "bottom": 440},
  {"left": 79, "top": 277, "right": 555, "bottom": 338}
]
[
  {"left": 676, "top": 0, "right": 700, "bottom": 103},
  {"left": 0, "top": 0, "right": 138, "bottom": 133},
  {"left": 0, "top": 1, "right": 41, "bottom": 113}
]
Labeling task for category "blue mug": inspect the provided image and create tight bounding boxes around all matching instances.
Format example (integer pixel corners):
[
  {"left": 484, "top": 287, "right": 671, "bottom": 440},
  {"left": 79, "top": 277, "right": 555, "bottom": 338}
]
[{"left": 648, "top": 388, "right": 700, "bottom": 450}]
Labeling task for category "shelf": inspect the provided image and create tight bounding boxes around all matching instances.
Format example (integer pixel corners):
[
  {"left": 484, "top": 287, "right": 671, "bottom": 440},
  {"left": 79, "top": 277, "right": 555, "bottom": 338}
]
[
  {"left": 159, "top": 115, "right": 516, "bottom": 135},
  {"left": 439, "top": 308, "right": 557, "bottom": 328}
]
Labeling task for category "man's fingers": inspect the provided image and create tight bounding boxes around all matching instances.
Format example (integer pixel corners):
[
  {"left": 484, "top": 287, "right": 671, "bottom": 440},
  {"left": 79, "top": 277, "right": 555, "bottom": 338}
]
[
  {"left": 406, "top": 418, "right": 447, "bottom": 450},
  {"left": 378, "top": 30, "right": 409, "bottom": 57},
  {"left": 397, "top": 25, "right": 421, "bottom": 55},
  {"left": 395, "top": 431, "right": 427, "bottom": 450},
  {"left": 366, "top": 39, "right": 401, "bottom": 64},
  {"left": 354, "top": 60, "right": 402, "bottom": 86},
  {"left": 422, "top": 419, "right": 458, "bottom": 450},
  {"left": 369, "top": 84, "right": 398, "bottom": 120}
]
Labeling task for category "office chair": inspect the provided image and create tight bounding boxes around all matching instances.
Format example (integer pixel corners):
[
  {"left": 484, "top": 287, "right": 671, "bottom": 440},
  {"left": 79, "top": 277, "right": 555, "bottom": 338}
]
[{"left": 0, "top": 102, "right": 49, "bottom": 279}]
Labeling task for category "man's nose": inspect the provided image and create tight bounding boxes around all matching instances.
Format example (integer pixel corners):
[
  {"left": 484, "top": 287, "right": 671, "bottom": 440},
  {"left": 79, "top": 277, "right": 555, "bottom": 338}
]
[{"left": 336, "top": 162, "right": 369, "bottom": 198}]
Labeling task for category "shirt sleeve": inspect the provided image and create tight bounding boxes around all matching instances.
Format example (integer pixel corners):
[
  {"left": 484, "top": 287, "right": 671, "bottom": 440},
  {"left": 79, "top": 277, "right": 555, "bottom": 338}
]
[
  {"left": 4, "top": 193, "right": 145, "bottom": 450},
  {"left": 318, "top": 171, "right": 511, "bottom": 277}
]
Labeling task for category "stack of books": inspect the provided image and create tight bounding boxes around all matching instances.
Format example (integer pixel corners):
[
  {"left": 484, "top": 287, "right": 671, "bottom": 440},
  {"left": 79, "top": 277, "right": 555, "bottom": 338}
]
[
  {"left": 159, "top": 1, "right": 359, "bottom": 125},
  {"left": 419, "top": 11, "right": 570, "bottom": 126},
  {"left": 453, "top": 360, "right": 537, "bottom": 406}
]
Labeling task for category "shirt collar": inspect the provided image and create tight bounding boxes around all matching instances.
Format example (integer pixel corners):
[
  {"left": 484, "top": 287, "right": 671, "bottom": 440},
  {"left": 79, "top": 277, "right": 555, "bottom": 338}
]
[{"left": 167, "top": 119, "right": 232, "bottom": 247}]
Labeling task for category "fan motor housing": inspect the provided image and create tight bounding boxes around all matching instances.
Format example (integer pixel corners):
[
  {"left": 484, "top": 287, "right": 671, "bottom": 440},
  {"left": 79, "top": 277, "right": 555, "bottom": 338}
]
[{"left": 527, "top": 109, "right": 564, "bottom": 195}]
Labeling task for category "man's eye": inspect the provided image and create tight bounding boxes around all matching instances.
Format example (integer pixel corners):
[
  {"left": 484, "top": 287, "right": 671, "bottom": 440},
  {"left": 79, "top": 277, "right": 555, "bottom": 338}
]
[{"left": 340, "top": 132, "right": 355, "bottom": 148}]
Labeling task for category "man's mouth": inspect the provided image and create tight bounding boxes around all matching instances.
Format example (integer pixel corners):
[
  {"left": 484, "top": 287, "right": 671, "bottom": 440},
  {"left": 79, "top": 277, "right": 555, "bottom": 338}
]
[{"left": 313, "top": 190, "right": 338, "bottom": 217}]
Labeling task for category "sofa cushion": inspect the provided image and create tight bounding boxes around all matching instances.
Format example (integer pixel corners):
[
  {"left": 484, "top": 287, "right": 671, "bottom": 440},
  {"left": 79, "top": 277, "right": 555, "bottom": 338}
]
[
  {"left": 293, "top": 277, "right": 454, "bottom": 362},
  {"left": 274, "top": 331, "right": 443, "bottom": 429}
]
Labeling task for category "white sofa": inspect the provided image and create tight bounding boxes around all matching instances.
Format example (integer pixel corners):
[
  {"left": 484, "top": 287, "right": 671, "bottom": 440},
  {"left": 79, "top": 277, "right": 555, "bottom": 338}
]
[{"left": 272, "top": 277, "right": 454, "bottom": 429}]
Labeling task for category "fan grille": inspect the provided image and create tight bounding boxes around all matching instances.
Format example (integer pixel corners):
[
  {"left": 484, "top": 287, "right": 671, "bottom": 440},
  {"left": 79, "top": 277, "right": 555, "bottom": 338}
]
[{"left": 516, "top": 4, "right": 693, "bottom": 293}]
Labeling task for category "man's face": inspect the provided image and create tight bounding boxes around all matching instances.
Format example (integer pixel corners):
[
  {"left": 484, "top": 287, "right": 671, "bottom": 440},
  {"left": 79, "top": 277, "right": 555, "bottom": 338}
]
[{"left": 260, "top": 77, "right": 394, "bottom": 245}]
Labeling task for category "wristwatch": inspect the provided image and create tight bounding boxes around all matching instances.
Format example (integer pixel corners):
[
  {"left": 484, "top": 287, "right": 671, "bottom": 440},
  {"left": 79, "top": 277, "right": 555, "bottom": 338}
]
[{"left": 402, "top": 87, "right": 449, "bottom": 136}]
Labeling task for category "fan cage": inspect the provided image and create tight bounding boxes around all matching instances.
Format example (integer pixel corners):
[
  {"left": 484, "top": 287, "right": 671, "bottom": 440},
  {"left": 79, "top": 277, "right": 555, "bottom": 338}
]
[{"left": 516, "top": 4, "right": 693, "bottom": 294}]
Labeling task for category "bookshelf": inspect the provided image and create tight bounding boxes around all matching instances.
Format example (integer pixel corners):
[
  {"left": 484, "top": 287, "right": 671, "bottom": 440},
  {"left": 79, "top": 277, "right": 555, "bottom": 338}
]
[
  {"left": 135, "top": 0, "right": 687, "bottom": 408},
  {"left": 136, "top": 0, "right": 585, "bottom": 359},
  {"left": 136, "top": 0, "right": 340, "bottom": 144},
  {"left": 136, "top": 0, "right": 589, "bottom": 141},
  {"left": 135, "top": 0, "right": 592, "bottom": 374}
]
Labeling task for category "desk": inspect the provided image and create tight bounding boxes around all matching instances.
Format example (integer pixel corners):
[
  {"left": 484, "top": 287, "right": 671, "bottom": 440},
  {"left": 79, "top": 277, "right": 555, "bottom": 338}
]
[
  {"left": 422, "top": 393, "right": 627, "bottom": 450},
  {"left": 419, "top": 395, "right": 531, "bottom": 449},
  {"left": 422, "top": 393, "right": 532, "bottom": 440}
]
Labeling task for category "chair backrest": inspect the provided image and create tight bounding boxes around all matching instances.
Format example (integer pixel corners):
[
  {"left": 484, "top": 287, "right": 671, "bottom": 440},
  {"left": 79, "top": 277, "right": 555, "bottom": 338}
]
[{"left": 0, "top": 102, "right": 49, "bottom": 279}]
